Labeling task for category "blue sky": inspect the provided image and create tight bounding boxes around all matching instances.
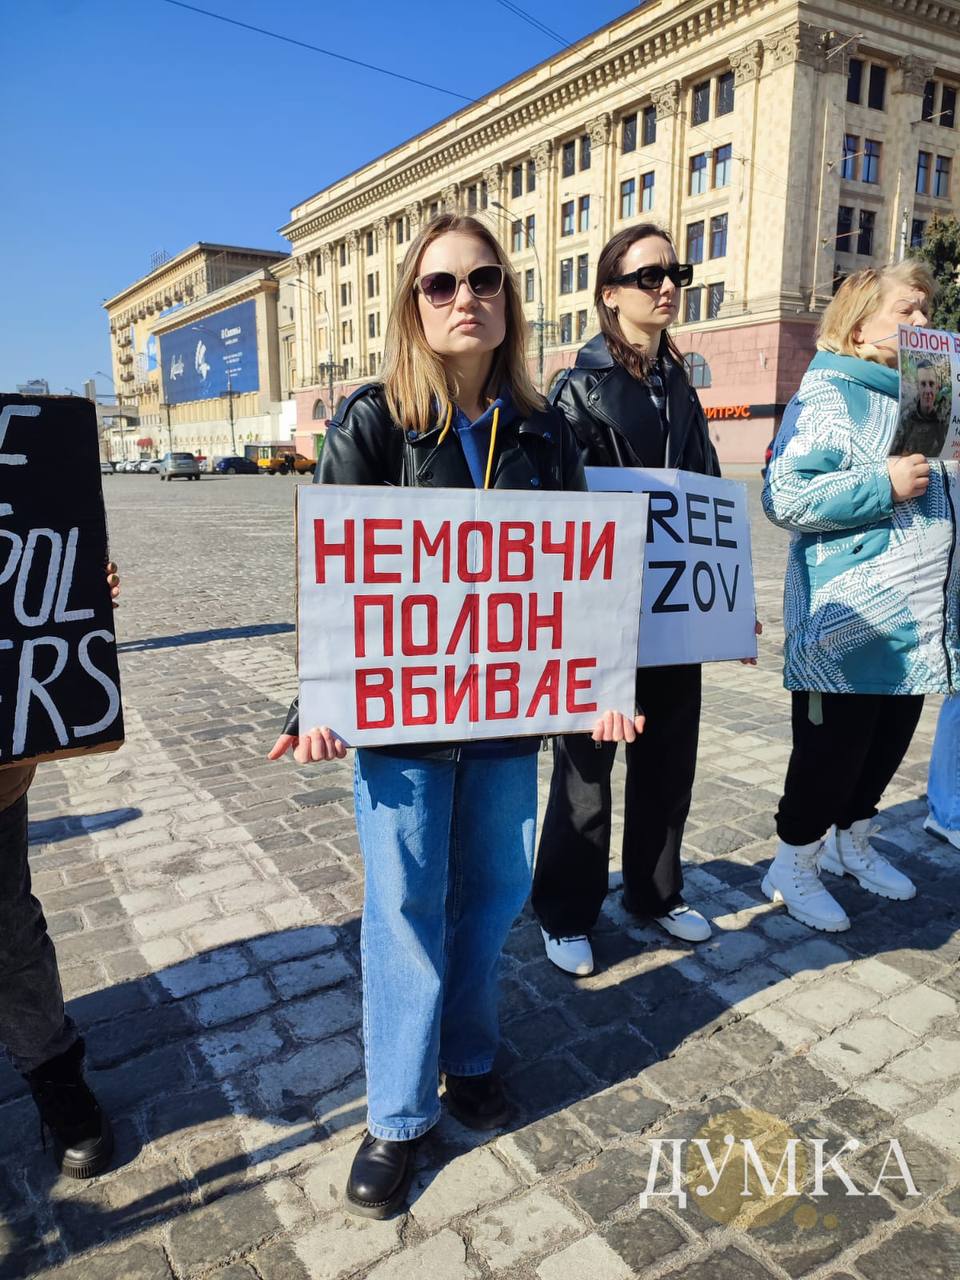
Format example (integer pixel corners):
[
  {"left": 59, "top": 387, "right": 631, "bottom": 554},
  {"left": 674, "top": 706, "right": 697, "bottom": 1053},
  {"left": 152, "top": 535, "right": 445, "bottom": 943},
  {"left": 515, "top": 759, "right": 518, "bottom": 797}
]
[{"left": 0, "top": 0, "right": 634, "bottom": 396}]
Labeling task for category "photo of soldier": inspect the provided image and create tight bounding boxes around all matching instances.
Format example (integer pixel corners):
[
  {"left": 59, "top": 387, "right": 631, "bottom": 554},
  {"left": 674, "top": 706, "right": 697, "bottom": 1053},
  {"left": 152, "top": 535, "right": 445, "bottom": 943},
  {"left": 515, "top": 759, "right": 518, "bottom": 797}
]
[{"left": 891, "top": 352, "right": 952, "bottom": 457}]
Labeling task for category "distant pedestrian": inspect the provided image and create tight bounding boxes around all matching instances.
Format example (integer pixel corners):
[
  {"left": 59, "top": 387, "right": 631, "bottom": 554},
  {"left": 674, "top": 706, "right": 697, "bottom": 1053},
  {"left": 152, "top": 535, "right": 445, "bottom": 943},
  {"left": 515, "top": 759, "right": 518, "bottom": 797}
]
[
  {"left": 925, "top": 696, "right": 960, "bottom": 849},
  {"left": 762, "top": 262, "right": 959, "bottom": 931},
  {"left": 269, "top": 214, "right": 643, "bottom": 1219},
  {"left": 1, "top": 563, "right": 120, "bottom": 1180}
]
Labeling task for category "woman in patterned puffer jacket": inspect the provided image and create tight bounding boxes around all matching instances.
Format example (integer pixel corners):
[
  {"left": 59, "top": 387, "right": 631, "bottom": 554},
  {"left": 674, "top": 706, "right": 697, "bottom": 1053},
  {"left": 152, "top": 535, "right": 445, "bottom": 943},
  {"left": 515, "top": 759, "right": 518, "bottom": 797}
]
[{"left": 761, "top": 261, "right": 960, "bottom": 933}]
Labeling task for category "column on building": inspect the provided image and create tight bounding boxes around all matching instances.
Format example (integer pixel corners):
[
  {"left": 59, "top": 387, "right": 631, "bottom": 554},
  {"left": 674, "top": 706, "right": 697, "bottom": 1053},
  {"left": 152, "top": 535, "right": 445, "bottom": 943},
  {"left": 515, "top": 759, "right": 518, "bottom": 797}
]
[
  {"left": 349, "top": 230, "right": 363, "bottom": 381},
  {"left": 531, "top": 139, "right": 555, "bottom": 377},
  {"left": 885, "top": 57, "right": 937, "bottom": 261},
  {"left": 586, "top": 113, "right": 613, "bottom": 284},
  {"left": 725, "top": 40, "right": 765, "bottom": 317},
  {"left": 648, "top": 80, "right": 682, "bottom": 239}
]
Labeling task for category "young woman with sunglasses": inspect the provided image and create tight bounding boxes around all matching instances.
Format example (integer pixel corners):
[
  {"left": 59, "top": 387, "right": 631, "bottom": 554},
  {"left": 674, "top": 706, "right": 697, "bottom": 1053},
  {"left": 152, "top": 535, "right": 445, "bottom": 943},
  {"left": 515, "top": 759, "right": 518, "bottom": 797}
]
[
  {"left": 269, "top": 214, "right": 643, "bottom": 1218},
  {"left": 533, "top": 223, "right": 722, "bottom": 978}
]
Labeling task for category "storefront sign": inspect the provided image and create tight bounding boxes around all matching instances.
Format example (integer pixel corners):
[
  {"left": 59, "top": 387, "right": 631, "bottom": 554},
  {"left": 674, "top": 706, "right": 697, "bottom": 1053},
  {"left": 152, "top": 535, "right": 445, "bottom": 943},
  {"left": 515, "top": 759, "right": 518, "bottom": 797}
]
[
  {"left": 160, "top": 299, "right": 259, "bottom": 406},
  {"left": 0, "top": 395, "right": 124, "bottom": 766},
  {"left": 297, "top": 486, "right": 646, "bottom": 746},
  {"left": 586, "top": 468, "right": 757, "bottom": 666}
]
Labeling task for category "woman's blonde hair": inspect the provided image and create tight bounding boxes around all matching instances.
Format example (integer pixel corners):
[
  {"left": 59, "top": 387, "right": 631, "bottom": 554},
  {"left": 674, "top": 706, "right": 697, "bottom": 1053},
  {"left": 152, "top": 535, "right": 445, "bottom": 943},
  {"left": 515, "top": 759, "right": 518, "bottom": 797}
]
[
  {"left": 817, "top": 261, "right": 936, "bottom": 358},
  {"left": 380, "top": 214, "right": 543, "bottom": 433}
]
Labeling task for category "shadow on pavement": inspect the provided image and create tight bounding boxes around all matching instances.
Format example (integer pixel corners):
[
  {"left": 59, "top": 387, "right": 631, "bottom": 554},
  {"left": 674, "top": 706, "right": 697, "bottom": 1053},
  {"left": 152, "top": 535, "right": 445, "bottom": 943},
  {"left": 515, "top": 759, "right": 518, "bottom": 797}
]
[
  {"left": 116, "top": 622, "right": 295, "bottom": 654},
  {"left": 0, "top": 814, "right": 957, "bottom": 1277},
  {"left": 27, "top": 810, "right": 142, "bottom": 846}
]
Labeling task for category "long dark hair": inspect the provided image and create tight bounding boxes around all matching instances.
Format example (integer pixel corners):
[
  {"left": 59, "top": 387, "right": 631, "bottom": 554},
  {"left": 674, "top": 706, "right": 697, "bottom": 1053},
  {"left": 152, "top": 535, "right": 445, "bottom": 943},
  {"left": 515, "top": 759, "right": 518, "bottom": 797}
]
[{"left": 595, "top": 224, "right": 686, "bottom": 383}]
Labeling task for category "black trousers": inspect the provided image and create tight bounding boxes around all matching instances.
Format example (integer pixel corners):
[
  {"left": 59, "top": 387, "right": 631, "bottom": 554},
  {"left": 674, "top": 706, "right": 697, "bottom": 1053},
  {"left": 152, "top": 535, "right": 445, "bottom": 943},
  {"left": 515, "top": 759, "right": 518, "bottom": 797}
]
[
  {"left": 776, "top": 691, "right": 924, "bottom": 846},
  {"left": 532, "top": 664, "right": 702, "bottom": 934}
]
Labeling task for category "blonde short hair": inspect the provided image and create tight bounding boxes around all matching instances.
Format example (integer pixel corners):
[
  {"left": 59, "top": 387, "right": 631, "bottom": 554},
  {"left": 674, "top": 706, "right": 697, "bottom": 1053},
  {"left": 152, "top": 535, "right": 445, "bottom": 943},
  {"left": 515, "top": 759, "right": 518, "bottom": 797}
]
[{"left": 817, "top": 261, "right": 936, "bottom": 356}]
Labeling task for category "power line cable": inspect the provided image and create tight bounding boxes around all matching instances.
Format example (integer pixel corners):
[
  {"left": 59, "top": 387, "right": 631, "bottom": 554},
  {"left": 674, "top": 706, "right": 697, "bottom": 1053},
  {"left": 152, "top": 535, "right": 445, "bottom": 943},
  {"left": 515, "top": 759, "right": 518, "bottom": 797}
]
[
  {"left": 156, "top": 0, "right": 478, "bottom": 103},
  {"left": 494, "top": 0, "right": 568, "bottom": 46}
]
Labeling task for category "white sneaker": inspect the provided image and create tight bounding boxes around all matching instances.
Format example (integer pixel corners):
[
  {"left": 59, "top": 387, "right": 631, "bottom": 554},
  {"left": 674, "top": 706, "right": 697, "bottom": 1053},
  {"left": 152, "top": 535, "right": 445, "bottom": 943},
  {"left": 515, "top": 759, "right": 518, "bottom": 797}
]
[
  {"left": 924, "top": 814, "right": 960, "bottom": 850},
  {"left": 654, "top": 902, "right": 712, "bottom": 943},
  {"left": 540, "top": 928, "right": 594, "bottom": 976},
  {"left": 761, "top": 839, "right": 850, "bottom": 932},
  {"left": 821, "top": 820, "right": 916, "bottom": 901}
]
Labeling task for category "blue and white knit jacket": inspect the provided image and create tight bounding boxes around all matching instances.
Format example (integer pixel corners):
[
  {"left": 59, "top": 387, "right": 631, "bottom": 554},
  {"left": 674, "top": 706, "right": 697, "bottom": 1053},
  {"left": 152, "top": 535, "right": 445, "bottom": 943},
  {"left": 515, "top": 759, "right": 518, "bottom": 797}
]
[{"left": 763, "top": 351, "right": 960, "bottom": 695}]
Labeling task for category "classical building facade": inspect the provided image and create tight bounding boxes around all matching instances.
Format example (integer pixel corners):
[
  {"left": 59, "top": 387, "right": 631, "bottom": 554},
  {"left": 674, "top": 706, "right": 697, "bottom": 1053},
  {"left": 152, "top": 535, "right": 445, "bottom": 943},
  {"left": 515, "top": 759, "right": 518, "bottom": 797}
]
[
  {"left": 281, "top": 0, "right": 960, "bottom": 463},
  {"left": 102, "top": 242, "right": 286, "bottom": 460}
]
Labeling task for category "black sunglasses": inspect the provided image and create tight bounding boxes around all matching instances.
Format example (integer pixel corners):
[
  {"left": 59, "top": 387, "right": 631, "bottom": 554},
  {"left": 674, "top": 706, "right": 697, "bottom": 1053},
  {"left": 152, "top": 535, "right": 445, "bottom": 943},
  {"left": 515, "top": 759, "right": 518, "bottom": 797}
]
[
  {"left": 415, "top": 265, "right": 505, "bottom": 307},
  {"left": 610, "top": 263, "right": 695, "bottom": 290}
]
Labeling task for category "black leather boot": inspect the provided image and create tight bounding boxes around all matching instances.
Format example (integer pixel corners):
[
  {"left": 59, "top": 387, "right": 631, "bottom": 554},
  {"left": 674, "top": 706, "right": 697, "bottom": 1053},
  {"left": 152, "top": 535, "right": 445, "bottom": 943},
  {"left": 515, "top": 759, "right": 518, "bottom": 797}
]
[
  {"left": 442, "top": 1072, "right": 511, "bottom": 1130},
  {"left": 345, "top": 1131, "right": 417, "bottom": 1218},
  {"left": 24, "top": 1037, "right": 114, "bottom": 1179}
]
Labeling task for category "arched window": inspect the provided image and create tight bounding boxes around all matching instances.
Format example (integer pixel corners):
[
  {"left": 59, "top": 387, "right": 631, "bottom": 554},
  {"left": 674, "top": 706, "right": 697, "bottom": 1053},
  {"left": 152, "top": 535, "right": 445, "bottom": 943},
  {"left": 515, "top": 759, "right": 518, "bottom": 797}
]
[
  {"left": 312, "top": 398, "right": 327, "bottom": 420},
  {"left": 682, "top": 352, "right": 712, "bottom": 388}
]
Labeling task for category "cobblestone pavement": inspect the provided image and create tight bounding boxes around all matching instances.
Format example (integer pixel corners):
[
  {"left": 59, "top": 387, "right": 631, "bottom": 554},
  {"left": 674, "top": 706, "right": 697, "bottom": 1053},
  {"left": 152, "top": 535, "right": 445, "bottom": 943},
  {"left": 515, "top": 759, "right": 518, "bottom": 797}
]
[{"left": 3, "top": 471, "right": 959, "bottom": 1280}]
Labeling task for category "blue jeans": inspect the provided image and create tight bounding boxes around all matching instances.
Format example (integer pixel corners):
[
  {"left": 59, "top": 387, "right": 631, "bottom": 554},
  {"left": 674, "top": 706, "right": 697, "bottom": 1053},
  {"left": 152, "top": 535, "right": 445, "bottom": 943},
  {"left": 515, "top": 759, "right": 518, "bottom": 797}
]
[
  {"left": 928, "top": 695, "right": 960, "bottom": 830},
  {"left": 353, "top": 748, "right": 537, "bottom": 1141}
]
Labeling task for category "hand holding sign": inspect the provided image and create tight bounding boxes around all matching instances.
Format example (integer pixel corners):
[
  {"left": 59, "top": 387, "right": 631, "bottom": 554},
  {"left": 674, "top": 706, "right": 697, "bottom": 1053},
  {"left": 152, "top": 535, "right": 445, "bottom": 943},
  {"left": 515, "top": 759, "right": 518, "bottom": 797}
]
[{"left": 887, "top": 454, "right": 930, "bottom": 501}]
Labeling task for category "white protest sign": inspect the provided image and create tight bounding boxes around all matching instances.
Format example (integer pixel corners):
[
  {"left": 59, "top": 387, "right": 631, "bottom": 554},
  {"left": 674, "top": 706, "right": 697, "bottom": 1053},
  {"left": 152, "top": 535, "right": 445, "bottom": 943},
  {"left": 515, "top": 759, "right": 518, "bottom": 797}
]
[
  {"left": 893, "top": 324, "right": 960, "bottom": 461},
  {"left": 586, "top": 468, "right": 756, "bottom": 667},
  {"left": 297, "top": 485, "right": 646, "bottom": 747}
]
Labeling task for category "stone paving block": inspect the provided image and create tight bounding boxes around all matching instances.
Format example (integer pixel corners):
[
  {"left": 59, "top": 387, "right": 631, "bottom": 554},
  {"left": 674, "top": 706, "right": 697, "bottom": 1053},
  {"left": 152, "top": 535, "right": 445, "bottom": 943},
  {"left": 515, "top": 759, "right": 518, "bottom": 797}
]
[
  {"left": 641, "top": 1039, "right": 743, "bottom": 1106},
  {"left": 255, "top": 1037, "right": 362, "bottom": 1110},
  {"left": 659, "top": 1244, "right": 778, "bottom": 1279},
  {"left": 904, "top": 1083, "right": 960, "bottom": 1159},
  {"left": 809, "top": 1018, "right": 917, "bottom": 1082},
  {"left": 178, "top": 864, "right": 257, "bottom": 898},
  {"left": 633, "top": 991, "right": 730, "bottom": 1056},
  {"left": 735, "top": 1057, "right": 839, "bottom": 1117},
  {"left": 877, "top": 985, "right": 957, "bottom": 1035},
  {"left": 883, "top": 1034, "right": 960, "bottom": 1088},
  {"left": 366, "top": 1229, "right": 480, "bottom": 1280},
  {"left": 186, "top": 910, "right": 272, "bottom": 950},
  {"left": 602, "top": 1210, "right": 688, "bottom": 1275},
  {"left": 52, "top": 1157, "right": 190, "bottom": 1250},
  {"left": 270, "top": 950, "right": 355, "bottom": 999},
  {"left": 156, "top": 946, "right": 250, "bottom": 998},
  {"left": 697, "top": 929, "right": 770, "bottom": 973},
  {"left": 197, "top": 1014, "right": 284, "bottom": 1079},
  {"left": 846, "top": 957, "right": 915, "bottom": 996},
  {"left": 857, "top": 1131, "right": 959, "bottom": 1202},
  {"left": 43, "top": 1243, "right": 174, "bottom": 1280},
  {"left": 298, "top": 1141, "right": 360, "bottom": 1215},
  {"left": 498, "top": 1110, "right": 599, "bottom": 1179},
  {"left": 504, "top": 1055, "right": 593, "bottom": 1118},
  {"left": 568, "top": 1082, "right": 670, "bottom": 1145},
  {"left": 194, "top": 976, "right": 276, "bottom": 1027},
  {"left": 290, "top": 1215, "right": 400, "bottom": 1280},
  {"left": 564, "top": 1146, "right": 653, "bottom": 1223},
  {"left": 751, "top": 1006, "right": 819, "bottom": 1053},
  {"left": 470, "top": 1187, "right": 583, "bottom": 1270},
  {"left": 856, "top": 1219, "right": 960, "bottom": 1280},
  {"left": 778, "top": 976, "right": 881, "bottom": 1031},
  {"left": 408, "top": 1147, "right": 518, "bottom": 1229},
  {"left": 708, "top": 961, "right": 786, "bottom": 1013},
  {"left": 568, "top": 1026, "right": 657, "bottom": 1086},
  {"left": 536, "top": 1233, "right": 633, "bottom": 1280},
  {"left": 710, "top": 1017, "right": 784, "bottom": 1068},
  {"left": 276, "top": 987, "right": 362, "bottom": 1042},
  {"left": 771, "top": 938, "right": 853, "bottom": 981},
  {"left": 165, "top": 1183, "right": 288, "bottom": 1275}
]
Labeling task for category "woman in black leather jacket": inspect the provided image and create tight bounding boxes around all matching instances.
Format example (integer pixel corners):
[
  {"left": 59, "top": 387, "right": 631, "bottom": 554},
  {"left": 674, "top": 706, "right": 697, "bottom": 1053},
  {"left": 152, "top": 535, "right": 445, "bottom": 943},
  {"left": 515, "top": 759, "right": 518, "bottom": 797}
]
[
  {"left": 269, "top": 214, "right": 642, "bottom": 1218},
  {"left": 534, "top": 223, "right": 721, "bottom": 978}
]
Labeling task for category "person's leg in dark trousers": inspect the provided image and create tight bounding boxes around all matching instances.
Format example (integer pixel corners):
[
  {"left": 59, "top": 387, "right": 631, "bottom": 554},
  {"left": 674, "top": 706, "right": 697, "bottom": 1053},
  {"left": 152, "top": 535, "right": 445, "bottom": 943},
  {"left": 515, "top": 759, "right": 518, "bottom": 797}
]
[
  {"left": 621, "top": 665, "right": 701, "bottom": 916},
  {"left": 0, "top": 790, "right": 113, "bottom": 1179},
  {"left": 0, "top": 794, "right": 76, "bottom": 1074},
  {"left": 836, "top": 695, "right": 924, "bottom": 829},
  {"left": 777, "top": 692, "right": 914, "bottom": 845},
  {"left": 532, "top": 733, "right": 617, "bottom": 936}
]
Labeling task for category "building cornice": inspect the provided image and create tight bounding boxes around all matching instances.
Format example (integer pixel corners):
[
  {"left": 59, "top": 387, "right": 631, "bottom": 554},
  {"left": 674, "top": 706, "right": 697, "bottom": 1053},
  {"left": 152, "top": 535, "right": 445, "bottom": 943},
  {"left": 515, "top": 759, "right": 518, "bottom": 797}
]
[
  {"left": 150, "top": 269, "right": 278, "bottom": 336},
  {"left": 103, "top": 243, "right": 286, "bottom": 312},
  {"left": 280, "top": 0, "right": 779, "bottom": 245}
]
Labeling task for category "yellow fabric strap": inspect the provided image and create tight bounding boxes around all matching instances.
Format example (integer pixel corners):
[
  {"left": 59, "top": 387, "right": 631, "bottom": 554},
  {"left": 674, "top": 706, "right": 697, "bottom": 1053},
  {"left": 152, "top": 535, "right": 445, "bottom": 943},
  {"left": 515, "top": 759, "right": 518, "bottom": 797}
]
[
  {"left": 483, "top": 406, "right": 500, "bottom": 490},
  {"left": 437, "top": 401, "right": 454, "bottom": 444}
]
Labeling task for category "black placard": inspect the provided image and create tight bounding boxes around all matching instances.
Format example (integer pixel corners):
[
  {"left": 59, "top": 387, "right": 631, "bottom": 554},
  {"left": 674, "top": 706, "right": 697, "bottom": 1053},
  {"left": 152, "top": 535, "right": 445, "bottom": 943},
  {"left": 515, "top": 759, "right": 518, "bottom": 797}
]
[{"left": 0, "top": 394, "right": 124, "bottom": 766}]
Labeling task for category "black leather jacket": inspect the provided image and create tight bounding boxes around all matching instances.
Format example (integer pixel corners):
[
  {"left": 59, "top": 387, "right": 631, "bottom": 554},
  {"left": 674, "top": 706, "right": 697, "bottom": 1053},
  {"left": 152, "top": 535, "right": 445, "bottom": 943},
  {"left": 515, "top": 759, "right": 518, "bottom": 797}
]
[
  {"left": 551, "top": 334, "right": 721, "bottom": 476},
  {"left": 282, "top": 383, "right": 586, "bottom": 756}
]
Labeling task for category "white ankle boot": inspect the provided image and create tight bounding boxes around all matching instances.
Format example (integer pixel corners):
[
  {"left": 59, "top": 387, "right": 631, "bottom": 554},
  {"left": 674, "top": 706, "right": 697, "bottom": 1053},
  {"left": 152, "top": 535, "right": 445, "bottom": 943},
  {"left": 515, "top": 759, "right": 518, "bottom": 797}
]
[
  {"left": 821, "top": 820, "right": 916, "bottom": 900},
  {"left": 762, "top": 839, "right": 850, "bottom": 932}
]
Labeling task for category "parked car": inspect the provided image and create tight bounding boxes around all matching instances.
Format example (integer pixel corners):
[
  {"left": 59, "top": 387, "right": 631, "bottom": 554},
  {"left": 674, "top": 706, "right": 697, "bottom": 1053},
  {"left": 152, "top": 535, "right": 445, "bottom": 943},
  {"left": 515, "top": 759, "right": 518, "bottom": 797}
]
[
  {"left": 761, "top": 437, "right": 775, "bottom": 479},
  {"left": 138, "top": 458, "right": 161, "bottom": 473},
  {"left": 213, "top": 455, "right": 259, "bottom": 475},
  {"left": 100, "top": 460, "right": 114, "bottom": 475},
  {"left": 159, "top": 451, "right": 201, "bottom": 481},
  {"left": 260, "top": 452, "right": 315, "bottom": 475}
]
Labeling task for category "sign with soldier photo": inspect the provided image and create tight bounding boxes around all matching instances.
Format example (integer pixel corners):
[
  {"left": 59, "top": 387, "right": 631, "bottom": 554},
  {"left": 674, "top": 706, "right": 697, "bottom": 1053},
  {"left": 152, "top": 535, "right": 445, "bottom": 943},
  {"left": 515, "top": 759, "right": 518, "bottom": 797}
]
[{"left": 893, "top": 325, "right": 960, "bottom": 460}]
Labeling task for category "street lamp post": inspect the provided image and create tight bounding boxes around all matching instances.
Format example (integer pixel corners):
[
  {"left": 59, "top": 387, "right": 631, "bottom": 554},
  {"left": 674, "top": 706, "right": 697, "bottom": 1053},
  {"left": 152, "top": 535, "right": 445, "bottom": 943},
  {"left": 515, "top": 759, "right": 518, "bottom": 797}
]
[
  {"left": 289, "top": 275, "right": 341, "bottom": 418},
  {"left": 491, "top": 199, "right": 549, "bottom": 392}
]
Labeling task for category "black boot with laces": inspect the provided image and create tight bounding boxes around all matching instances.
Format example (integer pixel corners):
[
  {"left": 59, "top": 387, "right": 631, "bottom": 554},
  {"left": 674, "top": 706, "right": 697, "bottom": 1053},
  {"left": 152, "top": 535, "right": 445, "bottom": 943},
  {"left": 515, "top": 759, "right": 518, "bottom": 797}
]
[{"left": 24, "top": 1037, "right": 114, "bottom": 1179}]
